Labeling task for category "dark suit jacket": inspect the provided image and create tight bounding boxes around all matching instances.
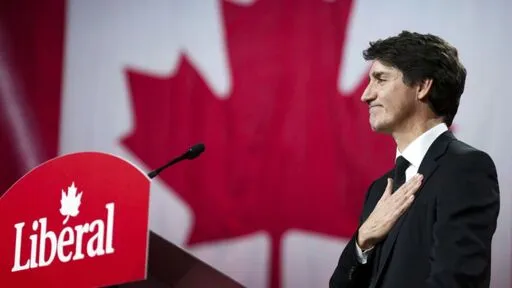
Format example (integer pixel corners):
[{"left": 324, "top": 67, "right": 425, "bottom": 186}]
[{"left": 329, "top": 131, "right": 500, "bottom": 288}]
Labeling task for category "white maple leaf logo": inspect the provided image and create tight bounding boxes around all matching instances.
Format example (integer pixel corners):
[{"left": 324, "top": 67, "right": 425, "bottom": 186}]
[{"left": 59, "top": 182, "right": 83, "bottom": 224}]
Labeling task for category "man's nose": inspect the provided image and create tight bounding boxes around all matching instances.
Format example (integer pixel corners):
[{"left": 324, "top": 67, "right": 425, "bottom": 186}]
[{"left": 361, "top": 85, "right": 376, "bottom": 104}]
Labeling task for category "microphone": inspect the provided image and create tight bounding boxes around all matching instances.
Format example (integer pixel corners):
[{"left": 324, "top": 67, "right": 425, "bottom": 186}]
[{"left": 147, "top": 143, "right": 205, "bottom": 179}]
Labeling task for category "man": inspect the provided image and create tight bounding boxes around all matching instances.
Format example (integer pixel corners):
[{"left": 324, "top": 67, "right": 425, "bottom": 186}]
[{"left": 329, "top": 31, "right": 500, "bottom": 288}]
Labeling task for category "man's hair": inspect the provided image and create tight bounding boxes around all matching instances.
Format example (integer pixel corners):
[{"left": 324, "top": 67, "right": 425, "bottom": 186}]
[{"left": 363, "top": 30, "right": 466, "bottom": 127}]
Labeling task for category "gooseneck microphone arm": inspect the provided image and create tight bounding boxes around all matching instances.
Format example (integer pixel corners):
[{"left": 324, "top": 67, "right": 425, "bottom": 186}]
[{"left": 147, "top": 143, "right": 205, "bottom": 179}]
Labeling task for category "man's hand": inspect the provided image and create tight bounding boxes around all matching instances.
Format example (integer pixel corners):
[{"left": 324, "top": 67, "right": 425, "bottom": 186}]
[{"left": 357, "top": 174, "right": 423, "bottom": 250}]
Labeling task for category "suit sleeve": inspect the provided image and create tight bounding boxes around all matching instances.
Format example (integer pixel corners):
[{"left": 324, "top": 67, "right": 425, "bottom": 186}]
[
  {"left": 426, "top": 151, "right": 500, "bottom": 288},
  {"left": 329, "top": 182, "right": 376, "bottom": 288}
]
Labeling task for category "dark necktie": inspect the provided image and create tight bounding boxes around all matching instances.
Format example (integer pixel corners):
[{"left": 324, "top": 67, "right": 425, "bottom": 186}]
[{"left": 393, "top": 156, "right": 410, "bottom": 192}]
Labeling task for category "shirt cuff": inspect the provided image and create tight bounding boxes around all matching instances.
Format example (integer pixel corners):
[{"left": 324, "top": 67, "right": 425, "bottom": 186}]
[{"left": 355, "top": 241, "right": 374, "bottom": 264}]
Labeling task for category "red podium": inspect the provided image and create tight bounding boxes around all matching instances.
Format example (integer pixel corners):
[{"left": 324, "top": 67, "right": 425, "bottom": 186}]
[{"left": 0, "top": 151, "right": 244, "bottom": 288}]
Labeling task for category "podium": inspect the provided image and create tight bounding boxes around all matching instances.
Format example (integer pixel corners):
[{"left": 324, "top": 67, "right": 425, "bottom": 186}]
[{"left": 0, "top": 151, "right": 244, "bottom": 288}]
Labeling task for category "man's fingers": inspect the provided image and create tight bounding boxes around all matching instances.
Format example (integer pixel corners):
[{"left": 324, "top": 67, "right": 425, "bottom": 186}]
[
  {"left": 398, "top": 195, "right": 415, "bottom": 216},
  {"left": 391, "top": 184, "right": 418, "bottom": 215},
  {"left": 398, "top": 174, "right": 423, "bottom": 195},
  {"left": 381, "top": 178, "right": 393, "bottom": 200},
  {"left": 393, "top": 177, "right": 421, "bottom": 207},
  {"left": 391, "top": 194, "right": 415, "bottom": 220},
  {"left": 409, "top": 174, "right": 423, "bottom": 194},
  {"left": 402, "top": 194, "right": 415, "bottom": 209}
]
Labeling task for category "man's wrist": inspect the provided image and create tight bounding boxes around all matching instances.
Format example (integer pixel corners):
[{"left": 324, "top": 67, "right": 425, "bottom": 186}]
[{"left": 357, "top": 229, "right": 373, "bottom": 250}]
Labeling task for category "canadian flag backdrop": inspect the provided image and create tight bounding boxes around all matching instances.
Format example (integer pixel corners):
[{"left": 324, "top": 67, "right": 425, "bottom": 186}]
[{"left": 1, "top": 1, "right": 511, "bottom": 287}]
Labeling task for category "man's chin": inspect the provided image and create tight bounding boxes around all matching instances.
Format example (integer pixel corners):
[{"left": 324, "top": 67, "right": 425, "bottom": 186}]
[{"left": 370, "top": 122, "right": 391, "bottom": 134}]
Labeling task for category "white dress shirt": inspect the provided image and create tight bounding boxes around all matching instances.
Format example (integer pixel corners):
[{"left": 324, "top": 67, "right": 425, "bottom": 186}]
[{"left": 355, "top": 123, "right": 448, "bottom": 264}]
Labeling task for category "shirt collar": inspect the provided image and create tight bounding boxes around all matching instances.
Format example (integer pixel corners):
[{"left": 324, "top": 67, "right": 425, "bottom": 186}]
[{"left": 395, "top": 123, "right": 448, "bottom": 168}]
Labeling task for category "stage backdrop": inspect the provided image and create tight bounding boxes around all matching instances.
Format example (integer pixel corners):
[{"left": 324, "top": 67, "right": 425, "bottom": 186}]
[{"left": 1, "top": 1, "right": 511, "bottom": 287}]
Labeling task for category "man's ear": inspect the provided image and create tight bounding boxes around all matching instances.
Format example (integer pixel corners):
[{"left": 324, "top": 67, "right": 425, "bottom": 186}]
[{"left": 417, "top": 79, "right": 433, "bottom": 101}]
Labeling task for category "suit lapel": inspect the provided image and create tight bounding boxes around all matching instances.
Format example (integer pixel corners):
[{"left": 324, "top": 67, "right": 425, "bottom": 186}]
[{"left": 373, "top": 131, "right": 456, "bottom": 285}]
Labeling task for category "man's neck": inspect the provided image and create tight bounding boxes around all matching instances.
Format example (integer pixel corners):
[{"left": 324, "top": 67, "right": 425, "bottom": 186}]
[{"left": 393, "top": 118, "right": 445, "bottom": 152}]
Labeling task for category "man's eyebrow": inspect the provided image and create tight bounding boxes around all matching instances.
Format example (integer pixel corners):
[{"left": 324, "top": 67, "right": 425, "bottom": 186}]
[{"left": 370, "top": 71, "right": 389, "bottom": 79}]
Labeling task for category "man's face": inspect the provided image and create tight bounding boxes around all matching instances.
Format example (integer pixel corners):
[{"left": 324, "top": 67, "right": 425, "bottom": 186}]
[{"left": 361, "top": 60, "right": 418, "bottom": 133}]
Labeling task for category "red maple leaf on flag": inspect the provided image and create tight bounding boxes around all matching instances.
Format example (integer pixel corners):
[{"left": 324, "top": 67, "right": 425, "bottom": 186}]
[{"left": 121, "top": 0, "right": 395, "bottom": 287}]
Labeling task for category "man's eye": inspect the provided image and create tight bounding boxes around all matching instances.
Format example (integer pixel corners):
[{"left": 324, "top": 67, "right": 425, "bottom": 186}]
[{"left": 368, "top": 77, "right": 385, "bottom": 84}]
